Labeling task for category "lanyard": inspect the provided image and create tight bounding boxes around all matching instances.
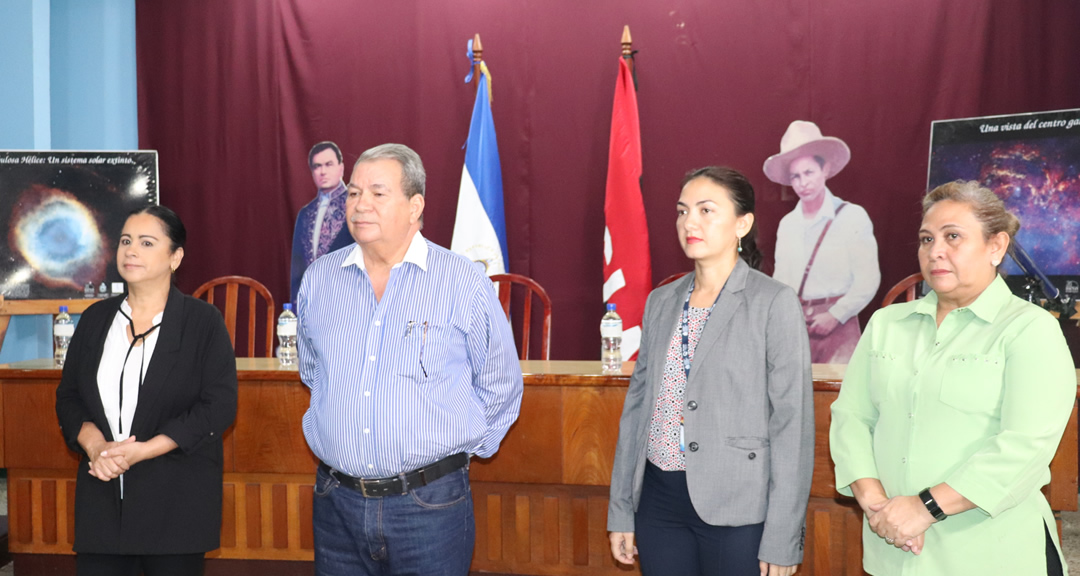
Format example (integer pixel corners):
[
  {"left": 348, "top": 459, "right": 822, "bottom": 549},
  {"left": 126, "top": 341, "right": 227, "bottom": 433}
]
[
  {"left": 117, "top": 308, "right": 161, "bottom": 436},
  {"left": 680, "top": 278, "right": 722, "bottom": 382},
  {"left": 678, "top": 279, "right": 721, "bottom": 453}
]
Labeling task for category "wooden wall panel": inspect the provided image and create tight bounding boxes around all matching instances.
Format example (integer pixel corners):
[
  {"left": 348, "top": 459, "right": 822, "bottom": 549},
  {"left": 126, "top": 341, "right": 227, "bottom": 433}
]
[
  {"left": 804, "top": 498, "right": 866, "bottom": 576},
  {"left": 210, "top": 473, "right": 316, "bottom": 561},
  {"left": 562, "top": 387, "right": 624, "bottom": 486},
  {"left": 470, "top": 482, "right": 629, "bottom": 576},
  {"left": 7, "top": 470, "right": 77, "bottom": 555},
  {"left": 472, "top": 387, "right": 563, "bottom": 484},
  {"left": 0, "top": 372, "right": 5, "bottom": 467},
  {"left": 3, "top": 380, "right": 79, "bottom": 469},
  {"left": 811, "top": 390, "right": 840, "bottom": 498},
  {"left": 1047, "top": 402, "right": 1079, "bottom": 510},
  {"left": 232, "top": 380, "right": 318, "bottom": 474}
]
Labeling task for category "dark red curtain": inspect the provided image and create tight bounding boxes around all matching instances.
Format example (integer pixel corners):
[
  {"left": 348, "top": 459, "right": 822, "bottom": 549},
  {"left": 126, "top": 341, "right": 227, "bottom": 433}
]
[{"left": 137, "top": 0, "right": 1080, "bottom": 360}]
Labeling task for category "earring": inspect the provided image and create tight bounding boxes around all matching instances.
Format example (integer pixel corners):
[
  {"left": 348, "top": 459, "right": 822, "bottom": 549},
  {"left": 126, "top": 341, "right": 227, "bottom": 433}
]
[
  {"left": 737, "top": 236, "right": 743, "bottom": 253},
  {"left": 992, "top": 259, "right": 1000, "bottom": 267}
]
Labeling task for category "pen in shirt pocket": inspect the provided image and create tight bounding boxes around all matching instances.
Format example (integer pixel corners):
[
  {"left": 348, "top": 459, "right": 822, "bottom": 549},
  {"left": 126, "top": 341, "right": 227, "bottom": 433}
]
[{"left": 405, "top": 320, "right": 429, "bottom": 378}]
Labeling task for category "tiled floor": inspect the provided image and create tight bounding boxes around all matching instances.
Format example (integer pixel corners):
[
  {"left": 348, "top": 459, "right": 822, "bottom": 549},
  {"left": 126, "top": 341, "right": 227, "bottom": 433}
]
[{"left": 0, "top": 481, "right": 1075, "bottom": 574}]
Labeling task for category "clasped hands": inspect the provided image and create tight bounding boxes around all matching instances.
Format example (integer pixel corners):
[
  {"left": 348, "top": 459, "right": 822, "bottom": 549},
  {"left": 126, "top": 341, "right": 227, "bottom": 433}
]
[
  {"left": 865, "top": 494, "right": 936, "bottom": 555},
  {"left": 86, "top": 436, "right": 149, "bottom": 481}
]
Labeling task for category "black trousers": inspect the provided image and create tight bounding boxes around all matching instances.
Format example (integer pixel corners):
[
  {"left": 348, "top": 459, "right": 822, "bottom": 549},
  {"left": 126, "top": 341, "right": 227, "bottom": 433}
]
[
  {"left": 76, "top": 553, "right": 205, "bottom": 576},
  {"left": 634, "top": 462, "right": 765, "bottom": 576},
  {"left": 1046, "top": 521, "right": 1064, "bottom": 576}
]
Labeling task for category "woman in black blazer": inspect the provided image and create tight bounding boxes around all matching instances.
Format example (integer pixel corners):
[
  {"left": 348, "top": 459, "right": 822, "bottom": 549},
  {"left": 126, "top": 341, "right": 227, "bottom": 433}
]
[{"left": 55, "top": 205, "right": 238, "bottom": 576}]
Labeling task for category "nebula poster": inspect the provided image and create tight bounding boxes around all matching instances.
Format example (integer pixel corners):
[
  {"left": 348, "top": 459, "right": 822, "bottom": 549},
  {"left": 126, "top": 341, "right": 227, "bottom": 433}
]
[
  {"left": 0, "top": 151, "right": 158, "bottom": 299},
  {"left": 929, "top": 109, "right": 1080, "bottom": 295}
]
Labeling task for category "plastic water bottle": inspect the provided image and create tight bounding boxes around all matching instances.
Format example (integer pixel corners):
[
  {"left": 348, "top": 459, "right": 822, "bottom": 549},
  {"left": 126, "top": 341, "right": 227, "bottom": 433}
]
[
  {"left": 54, "top": 306, "right": 74, "bottom": 367},
  {"left": 277, "top": 303, "right": 298, "bottom": 366},
  {"left": 601, "top": 303, "right": 623, "bottom": 374}
]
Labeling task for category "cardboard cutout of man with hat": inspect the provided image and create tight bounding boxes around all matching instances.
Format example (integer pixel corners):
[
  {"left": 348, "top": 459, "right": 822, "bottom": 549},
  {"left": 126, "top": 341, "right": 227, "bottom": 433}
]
[{"left": 765, "top": 120, "right": 880, "bottom": 364}]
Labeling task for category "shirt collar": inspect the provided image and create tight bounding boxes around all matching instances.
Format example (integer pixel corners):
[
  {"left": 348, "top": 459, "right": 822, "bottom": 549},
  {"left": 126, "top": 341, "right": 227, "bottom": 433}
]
[
  {"left": 796, "top": 187, "right": 838, "bottom": 225},
  {"left": 341, "top": 231, "right": 428, "bottom": 272},
  {"left": 119, "top": 298, "right": 165, "bottom": 324},
  {"left": 965, "top": 274, "right": 1012, "bottom": 323},
  {"left": 318, "top": 181, "right": 347, "bottom": 202},
  {"left": 912, "top": 274, "right": 1011, "bottom": 323}
]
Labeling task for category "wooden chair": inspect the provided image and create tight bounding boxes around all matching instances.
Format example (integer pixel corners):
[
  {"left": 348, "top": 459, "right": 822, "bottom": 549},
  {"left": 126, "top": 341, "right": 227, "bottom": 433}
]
[
  {"left": 881, "top": 272, "right": 926, "bottom": 307},
  {"left": 490, "top": 273, "right": 552, "bottom": 360},
  {"left": 656, "top": 271, "right": 689, "bottom": 288},
  {"left": 193, "top": 275, "right": 276, "bottom": 357}
]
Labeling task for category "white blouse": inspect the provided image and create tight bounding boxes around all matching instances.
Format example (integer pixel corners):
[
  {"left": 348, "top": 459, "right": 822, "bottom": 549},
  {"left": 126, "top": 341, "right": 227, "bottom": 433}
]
[{"left": 96, "top": 299, "right": 164, "bottom": 443}]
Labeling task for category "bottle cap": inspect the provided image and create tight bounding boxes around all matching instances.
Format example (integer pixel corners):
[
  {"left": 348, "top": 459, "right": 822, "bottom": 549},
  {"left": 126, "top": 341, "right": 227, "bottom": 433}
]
[
  {"left": 283, "top": 303, "right": 293, "bottom": 311},
  {"left": 59, "top": 306, "right": 68, "bottom": 313},
  {"left": 606, "top": 303, "right": 616, "bottom": 312}
]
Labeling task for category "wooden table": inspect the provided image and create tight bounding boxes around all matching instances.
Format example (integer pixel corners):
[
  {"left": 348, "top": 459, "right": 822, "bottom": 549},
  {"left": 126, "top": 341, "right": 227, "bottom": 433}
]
[{"left": 0, "top": 360, "right": 1075, "bottom": 575}]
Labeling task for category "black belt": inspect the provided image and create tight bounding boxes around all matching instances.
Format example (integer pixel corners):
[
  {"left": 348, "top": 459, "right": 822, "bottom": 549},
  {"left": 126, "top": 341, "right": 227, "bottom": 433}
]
[{"left": 319, "top": 453, "right": 469, "bottom": 498}]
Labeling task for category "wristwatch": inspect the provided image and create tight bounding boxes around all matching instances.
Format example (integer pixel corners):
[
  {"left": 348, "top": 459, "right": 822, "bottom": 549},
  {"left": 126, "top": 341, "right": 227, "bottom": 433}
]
[{"left": 919, "top": 487, "right": 947, "bottom": 522}]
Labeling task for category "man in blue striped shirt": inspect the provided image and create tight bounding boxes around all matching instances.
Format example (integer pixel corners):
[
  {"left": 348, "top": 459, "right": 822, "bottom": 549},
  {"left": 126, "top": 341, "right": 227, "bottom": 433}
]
[{"left": 297, "top": 143, "right": 523, "bottom": 575}]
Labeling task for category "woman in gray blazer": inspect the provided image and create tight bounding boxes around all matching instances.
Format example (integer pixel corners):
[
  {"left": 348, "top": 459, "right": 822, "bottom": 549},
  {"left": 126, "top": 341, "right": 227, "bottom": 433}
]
[{"left": 608, "top": 167, "right": 814, "bottom": 576}]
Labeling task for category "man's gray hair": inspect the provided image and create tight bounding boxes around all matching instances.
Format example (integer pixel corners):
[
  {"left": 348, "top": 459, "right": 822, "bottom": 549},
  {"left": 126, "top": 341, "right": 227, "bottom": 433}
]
[{"left": 354, "top": 143, "right": 426, "bottom": 199}]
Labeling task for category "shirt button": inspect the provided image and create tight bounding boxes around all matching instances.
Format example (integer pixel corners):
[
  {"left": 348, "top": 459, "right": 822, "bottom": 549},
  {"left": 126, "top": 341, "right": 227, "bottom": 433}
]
[
  {"left": 364, "top": 391, "right": 371, "bottom": 397},
  {"left": 935, "top": 342, "right": 940, "bottom": 346},
  {"left": 368, "top": 355, "right": 376, "bottom": 362},
  {"left": 748, "top": 452, "right": 756, "bottom": 460},
  {"left": 908, "top": 413, "right": 914, "bottom": 419},
  {"left": 914, "top": 370, "right": 919, "bottom": 376},
  {"left": 363, "top": 428, "right": 370, "bottom": 434},
  {"left": 688, "top": 442, "right": 699, "bottom": 452},
  {"left": 367, "top": 464, "right": 374, "bottom": 469},
  {"left": 687, "top": 400, "right": 698, "bottom": 411},
  {"left": 374, "top": 320, "right": 381, "bottom": 327},
  {"left": 901, "top": 457, "right": 907, "bottom": 464}
]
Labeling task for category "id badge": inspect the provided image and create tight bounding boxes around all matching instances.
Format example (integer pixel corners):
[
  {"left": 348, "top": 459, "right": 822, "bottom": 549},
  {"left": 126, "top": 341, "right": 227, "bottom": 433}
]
[{"left": 679, "top": 416, "right": 685, "bottom": 453}]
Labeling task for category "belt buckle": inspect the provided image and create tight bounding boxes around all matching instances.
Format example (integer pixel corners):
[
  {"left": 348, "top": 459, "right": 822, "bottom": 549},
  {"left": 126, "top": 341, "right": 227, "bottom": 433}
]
[{"left": 359, "top": 480, "right": 373, "bottom": 498}]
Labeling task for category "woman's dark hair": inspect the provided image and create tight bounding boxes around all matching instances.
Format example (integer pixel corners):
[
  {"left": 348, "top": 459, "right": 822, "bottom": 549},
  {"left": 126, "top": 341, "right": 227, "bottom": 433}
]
[
  {"left": 129, "top": 204, "right": 186, "bottom": 252},
  {"left": 681, "top": 166, "right": 763, "bottom": 270}
]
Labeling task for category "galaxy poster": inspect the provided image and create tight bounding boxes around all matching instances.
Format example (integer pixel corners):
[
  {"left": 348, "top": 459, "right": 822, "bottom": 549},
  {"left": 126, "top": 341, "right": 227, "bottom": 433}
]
[
  {"left": 0, "top": 151, "right": 158, "bottom": 300},
  {"left": 929, "top": 109, "right": 1080, "bottom": 291}
]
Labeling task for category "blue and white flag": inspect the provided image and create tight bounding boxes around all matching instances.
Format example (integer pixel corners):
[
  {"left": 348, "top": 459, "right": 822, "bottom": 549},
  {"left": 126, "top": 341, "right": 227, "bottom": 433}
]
[{"left": 452, "top": 58, "right": 508, "bottom": 275}]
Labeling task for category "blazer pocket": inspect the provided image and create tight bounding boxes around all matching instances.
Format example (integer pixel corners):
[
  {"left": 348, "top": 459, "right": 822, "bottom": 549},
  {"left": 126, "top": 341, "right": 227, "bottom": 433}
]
[
  {"left": 718, "top": 439, "right": 770, "bottom": 520},
  {"left": 724, "top": 436, "right": 770, "bottom": 450},
  {"left": 939, "top": 354, "right": 1005, "bottom": 415}
]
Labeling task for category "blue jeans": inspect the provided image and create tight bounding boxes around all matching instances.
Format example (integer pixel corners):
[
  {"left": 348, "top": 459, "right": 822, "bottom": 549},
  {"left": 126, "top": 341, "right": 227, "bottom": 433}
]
[{"left": 312, "top": 464, "right": 475, "bottom": 576}]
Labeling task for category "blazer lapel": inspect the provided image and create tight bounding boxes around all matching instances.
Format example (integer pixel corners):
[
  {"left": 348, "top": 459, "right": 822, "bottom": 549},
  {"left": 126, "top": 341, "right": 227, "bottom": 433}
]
[
  {"left": 129, "top": 286, "right": 184, "bottom": 434},
  {"left": 647, "top": 274, "right": 693, "bottom": 396},
  {"left": 687, "top": 259, "right": 749, "bottom": 384},
  {"left": 85, "top": 297, "right": 125, "bottom": 441}
]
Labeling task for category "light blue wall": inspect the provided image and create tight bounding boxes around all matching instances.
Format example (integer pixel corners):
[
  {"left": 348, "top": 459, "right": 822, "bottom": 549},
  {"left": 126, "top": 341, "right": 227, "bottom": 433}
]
[
  {"left": 50, "top": 0, "right": 138, "bottom": 149},
  {"left": 0, "top": 0, "right": 50, "bottom": 150},
  {"left": 0, "top": 0, "right": 137, "bottom": 363}
]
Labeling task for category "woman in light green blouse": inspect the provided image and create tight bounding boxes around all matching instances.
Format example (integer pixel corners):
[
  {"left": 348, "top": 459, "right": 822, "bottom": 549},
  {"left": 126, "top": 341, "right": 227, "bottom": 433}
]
[{"left": 830, "top": 180, "right": 1073, "bottom": 576}]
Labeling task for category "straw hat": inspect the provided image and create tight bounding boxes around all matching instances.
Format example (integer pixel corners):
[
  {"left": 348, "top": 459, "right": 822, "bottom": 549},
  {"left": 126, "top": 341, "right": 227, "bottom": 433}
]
[{"left": 762, "top": 120, "right": 851, "bottom": 185}]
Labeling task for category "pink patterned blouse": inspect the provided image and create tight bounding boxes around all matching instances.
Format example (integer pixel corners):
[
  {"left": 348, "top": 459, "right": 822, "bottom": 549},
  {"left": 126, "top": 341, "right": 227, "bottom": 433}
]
[{"left": 646, "top": 306, "right": 710, "bottom": 471}]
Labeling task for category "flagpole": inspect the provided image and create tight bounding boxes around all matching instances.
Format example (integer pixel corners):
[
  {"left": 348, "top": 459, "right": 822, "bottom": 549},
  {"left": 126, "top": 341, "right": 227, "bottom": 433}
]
[
  {"left": 472, "top": 33, "right": 484, "bottom": 97},
  {"left": 621, "top": 25, "right": 637, "bottom": 90}
]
